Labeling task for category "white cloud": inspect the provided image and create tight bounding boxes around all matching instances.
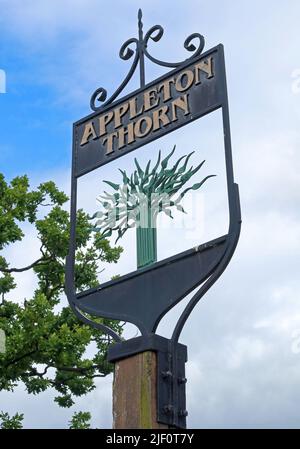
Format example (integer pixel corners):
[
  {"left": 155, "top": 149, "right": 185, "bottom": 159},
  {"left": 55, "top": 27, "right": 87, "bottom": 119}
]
[
  {"left": 238, "top": 133, "right": 300, "bottom": 212},
  {"left": 225, "top": 336, "right": 267, "bottom": 370}
]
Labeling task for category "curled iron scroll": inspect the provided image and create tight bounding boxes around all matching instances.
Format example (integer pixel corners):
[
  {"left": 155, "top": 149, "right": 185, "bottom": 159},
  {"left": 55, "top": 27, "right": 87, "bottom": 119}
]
[
  {"left": 90, "top": 38, "right": 139, "bottom": 112},
  {"left": 143, "top": 25, "right": 205, "bottom": 68},
  {"left": 90, "top": 10, "right": 205, "bottom": 112}
]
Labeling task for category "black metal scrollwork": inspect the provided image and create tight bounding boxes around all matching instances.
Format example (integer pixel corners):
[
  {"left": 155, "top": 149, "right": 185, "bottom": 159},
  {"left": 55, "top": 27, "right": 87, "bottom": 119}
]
[
  {"left": 90, "top": 9, "right": 205, "bottom": 112},
  {"left": 143, "top": 27, "right": 205, "bottom": 69}
]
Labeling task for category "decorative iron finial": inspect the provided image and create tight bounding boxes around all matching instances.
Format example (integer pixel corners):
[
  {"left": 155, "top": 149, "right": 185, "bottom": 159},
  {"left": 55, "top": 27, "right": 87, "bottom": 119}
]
[
  {"left": 90, "top": 12, "right": 206, "bottom": 112},
  {"left": 137, "top": 9, "right": 145, "bottom": 88},
  {"left": 138, "top": 8, "right": 143, "bottom": 32}
]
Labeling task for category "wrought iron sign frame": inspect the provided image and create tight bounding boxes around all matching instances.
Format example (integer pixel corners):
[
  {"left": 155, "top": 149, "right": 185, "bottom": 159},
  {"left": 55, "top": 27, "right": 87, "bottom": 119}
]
[{"left": 65, "top": 10, "right": 241, "bottom": 429}]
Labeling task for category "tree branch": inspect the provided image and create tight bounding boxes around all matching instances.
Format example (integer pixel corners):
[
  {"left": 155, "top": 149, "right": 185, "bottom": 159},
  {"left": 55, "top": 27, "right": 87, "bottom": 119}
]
[
  {"left": 56, "top": 364, "right": 104, "bottom": 374},
  {"left": 23, "top": 365, "right": 50, "bottom": 378},
  {"left": 0, "top": 258, "right": 50, "bottom": 273},
  {"left": 88, "top": 374, "right": 106, "bottom": 379},
  {"left": 45, "top": 284, "right": 64, "bottom": 300},
  {"left": 23, "top": 363, "right": 107, "bottom": 377},
  {"left": 5, "top": 349, "right": 38, "bottom": 368}
]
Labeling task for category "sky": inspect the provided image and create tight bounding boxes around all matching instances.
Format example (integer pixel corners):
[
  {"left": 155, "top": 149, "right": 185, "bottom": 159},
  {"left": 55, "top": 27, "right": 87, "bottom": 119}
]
[{"left": 1, "top": 0, "right": 300, "bottom": 429}]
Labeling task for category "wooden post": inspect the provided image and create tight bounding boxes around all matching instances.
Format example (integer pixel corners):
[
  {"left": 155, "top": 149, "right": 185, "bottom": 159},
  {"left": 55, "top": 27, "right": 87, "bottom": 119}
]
[{"left": 113, "top": 351, "right": 169, "bottom": 429}]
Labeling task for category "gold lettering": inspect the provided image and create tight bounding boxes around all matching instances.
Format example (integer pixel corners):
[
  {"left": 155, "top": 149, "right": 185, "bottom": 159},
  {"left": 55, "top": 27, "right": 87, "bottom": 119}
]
[
  {"left": 118, "top": 123, "right": 135, "bottom": 149},
  {"left": 80, "top": 122, "right": 97, "bottom": 146},
  {"left": 195, "top": 57, "right": 214, "bottom": 84},
  {"left": 129, "top": 97, "right": 144, "bottom": 119},
  {"left": 102, "top": 132, "right": 118, "bottom": 155},
  {"left": 158, "top": 78, "right": 174, "bottom": 102},
  {"left": 153, "top": 106, "right": 170, "bottom": 131},
  {"left": 171, "top": 94, "right": 190, "bottom": 122},
  {"left": 114, "top": 102, "right": 129, "bottom": 128},
  {"left": 175, "top": 70, "right": 194, "bottom": 92},
  {"left": 144, "top": 88, "right": 159, "bottom": 112},
  {"left": 99, "top": 111, "right": 114, "bottom": 137},
  {"left": 134, "top": 116, "right": 153, "bottom": 138}
]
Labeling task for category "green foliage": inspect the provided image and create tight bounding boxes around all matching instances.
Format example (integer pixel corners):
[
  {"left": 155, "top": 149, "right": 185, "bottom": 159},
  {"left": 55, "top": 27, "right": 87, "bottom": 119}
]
[
  {"left": 0, "top": 173, "right": 123, "bottom": 420},
  {"left": 69, "top": 411, "right": 91, "bottom": 429},
  {"left": 0, "top": 411, "right": 24, "bottom": 429},
  {"left": 0, "top": 410, "right": 92, "bottom": 429},
  {"left": 91, "top": 146, "right": 215, "bottom": 242}
]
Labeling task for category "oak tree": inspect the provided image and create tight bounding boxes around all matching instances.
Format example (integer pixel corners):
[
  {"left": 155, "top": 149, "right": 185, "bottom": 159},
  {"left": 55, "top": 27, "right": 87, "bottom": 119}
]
[{"left": 0, "top": 174, "right": 123, "bottom": 425}]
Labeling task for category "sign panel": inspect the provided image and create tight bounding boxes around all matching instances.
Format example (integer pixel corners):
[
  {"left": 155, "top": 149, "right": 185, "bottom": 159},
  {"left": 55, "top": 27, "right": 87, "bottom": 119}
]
[
  {"left": 74, "top": 45, "right": 226, "bottom": 177},
  {"left": 66, "top": 12, "right": 241, "bottom": 429}
]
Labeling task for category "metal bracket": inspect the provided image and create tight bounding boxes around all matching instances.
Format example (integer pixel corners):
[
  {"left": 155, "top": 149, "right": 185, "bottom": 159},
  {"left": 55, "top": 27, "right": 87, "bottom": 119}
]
[
  {"left": 107, "top": 334, "right": 188, "bottom": 428},
  {"left": 156, "top": 339, "right": 188, "bottom": 428}
]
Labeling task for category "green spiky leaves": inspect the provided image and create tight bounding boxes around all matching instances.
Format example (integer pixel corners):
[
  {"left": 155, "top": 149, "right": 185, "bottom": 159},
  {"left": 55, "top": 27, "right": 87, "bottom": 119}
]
[{"left": 91, "top": 146, "right": 216, "bottom": 242}]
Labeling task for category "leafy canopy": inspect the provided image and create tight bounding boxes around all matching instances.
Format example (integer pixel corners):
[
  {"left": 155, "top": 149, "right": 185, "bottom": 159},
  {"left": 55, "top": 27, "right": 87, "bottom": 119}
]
[
  {"left": 0, "top": 410, "right": 92, "bottom": 429},
  {"left": 0, "top": 173, "right": 123, "bottom": 425},
  {"left": 0, "top": 411, "right": 24, "bottom": 429}
]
